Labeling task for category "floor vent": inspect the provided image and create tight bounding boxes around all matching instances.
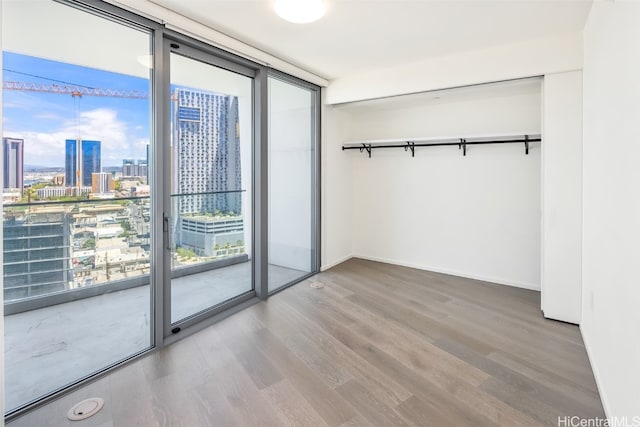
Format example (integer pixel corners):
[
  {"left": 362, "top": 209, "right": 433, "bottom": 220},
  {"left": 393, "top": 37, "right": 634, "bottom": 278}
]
[{"left": 67, "top": 397, "right": 104, "bottom": 421}]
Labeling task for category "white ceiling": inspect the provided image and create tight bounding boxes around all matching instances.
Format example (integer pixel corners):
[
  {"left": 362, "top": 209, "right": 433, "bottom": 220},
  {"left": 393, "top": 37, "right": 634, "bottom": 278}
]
[
  {"left": 334, "top": 76, "right": 542, "bottom": 112},
  {"left": 149, "top": 0, "right": 593, "bottom": 81}
]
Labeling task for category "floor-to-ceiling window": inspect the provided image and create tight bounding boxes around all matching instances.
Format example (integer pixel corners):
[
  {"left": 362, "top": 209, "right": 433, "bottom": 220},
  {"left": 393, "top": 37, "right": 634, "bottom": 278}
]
[
  {"left": 267, "top": 74, "right": 319, "bottom": 292},
  {"left": 2, "top": 0, "right": 321, "bottom": 419},
  {"left": 2, "top": 0, "right": 154, "bottom": 414}
]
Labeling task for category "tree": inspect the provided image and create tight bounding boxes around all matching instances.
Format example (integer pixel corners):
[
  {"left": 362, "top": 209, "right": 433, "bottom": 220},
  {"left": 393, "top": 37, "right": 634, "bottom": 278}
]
[{"left": 176, "top": 247, "right": 196, "bottom": 259}]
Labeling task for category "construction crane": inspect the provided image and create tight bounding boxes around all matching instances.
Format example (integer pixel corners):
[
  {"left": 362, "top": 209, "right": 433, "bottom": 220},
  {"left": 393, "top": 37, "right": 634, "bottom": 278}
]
[
  {"left": 2, "top": 81, "right": 149, "bottom": 99},
  {"left": 3, "top": 79, "right": 150, "bottom": 190}
]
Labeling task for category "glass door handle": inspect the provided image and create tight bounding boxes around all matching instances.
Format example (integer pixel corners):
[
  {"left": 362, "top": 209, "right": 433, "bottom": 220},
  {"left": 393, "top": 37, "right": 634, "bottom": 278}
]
[{"left": 163, "top": 214, "right": 170, "bottom": 251}]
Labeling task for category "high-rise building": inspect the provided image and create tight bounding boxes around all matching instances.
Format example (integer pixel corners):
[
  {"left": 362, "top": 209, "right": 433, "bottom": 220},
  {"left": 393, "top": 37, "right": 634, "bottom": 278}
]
[
  {"left": 3, "top": 137, "right": 24, "bottom": 192},
  {"left": 65, "top": 139, "right": 101, "bottom": 187},
  {"left": 91, "top": 172, "right": 115, "bottom": 194},
  {"left": 172, "top": 88, "right": 242, "bottom": 215},
  {"left": 122, "top": 159, "right": 134, "bottom": 176},
  {"left": 3, "top": 207, "right": 72, "bottom": 300},
  {"left": 180, "top": 214, "right": 244, "bottom": 257},
  {"left": 122, "top": 159, "right": 148, "bottom": 178}
]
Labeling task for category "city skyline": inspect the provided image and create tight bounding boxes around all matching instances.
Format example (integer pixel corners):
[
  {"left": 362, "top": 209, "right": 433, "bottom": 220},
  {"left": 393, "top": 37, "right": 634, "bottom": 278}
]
[{"left": 2, "top": 51, "right": 151, "bottom": 168}]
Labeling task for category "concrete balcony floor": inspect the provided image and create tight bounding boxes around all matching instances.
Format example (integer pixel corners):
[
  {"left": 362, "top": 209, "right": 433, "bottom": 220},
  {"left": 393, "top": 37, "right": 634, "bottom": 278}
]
[{"left": 4, "top": 261, "right": 307, "bottom": 412}]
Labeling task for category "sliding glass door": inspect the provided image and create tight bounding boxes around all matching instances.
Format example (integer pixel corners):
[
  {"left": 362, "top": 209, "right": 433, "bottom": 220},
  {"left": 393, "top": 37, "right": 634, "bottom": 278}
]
[
  {"left": 267, "top": 75, "right": 319, "bottom": 292},
  {"left": 166, "top": 43, "right": 255, "bottom": 328}
]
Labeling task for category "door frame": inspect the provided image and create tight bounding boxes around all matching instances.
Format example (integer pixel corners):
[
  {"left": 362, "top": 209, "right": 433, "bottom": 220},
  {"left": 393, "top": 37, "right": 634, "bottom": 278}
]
[{"left": 157, "top": 35, "right": 267, "bottom": 342}]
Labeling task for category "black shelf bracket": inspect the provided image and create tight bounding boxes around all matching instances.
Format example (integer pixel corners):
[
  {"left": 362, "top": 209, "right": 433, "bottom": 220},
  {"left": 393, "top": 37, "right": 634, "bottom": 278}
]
[
  {"left": 459, "top": 139, "right": 467, "bottom": 156},
  {"left": 404, "top": 142, "right": 415, "bottom": 157},
  {"left": 360, "top": 143, "right": 372, "bottom": 158},
  {"left": 524, "top": 135, "right": 529, "bottom": 155}
]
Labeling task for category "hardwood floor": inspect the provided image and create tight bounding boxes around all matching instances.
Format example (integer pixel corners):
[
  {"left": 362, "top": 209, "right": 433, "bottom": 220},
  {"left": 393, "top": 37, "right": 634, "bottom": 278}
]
[{"left": 9, "top": 258, "right": 604, "bottom": 426}]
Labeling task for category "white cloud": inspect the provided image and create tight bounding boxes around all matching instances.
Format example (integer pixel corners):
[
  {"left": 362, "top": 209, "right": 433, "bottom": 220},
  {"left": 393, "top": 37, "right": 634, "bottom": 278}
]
[{"left": 5, "top": 108, "right": 148, "bottom": 167}]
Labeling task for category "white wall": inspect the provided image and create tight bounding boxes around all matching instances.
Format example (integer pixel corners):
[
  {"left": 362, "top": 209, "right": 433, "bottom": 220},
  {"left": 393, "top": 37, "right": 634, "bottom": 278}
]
[
  {"left": 541, "top": 71, "right": 583, "bottom": 324},
  {"left": 338, "top": 80, "right": 542, "bottom": 289},
  {"left": 581, "top": 0, "right": 640, "bottom": 418},
  {"left": 327, "top": 32, "right": 582, "bottom": 104},
  {"left": 321, "top": 99, "right": 353, "bottom": 270}
]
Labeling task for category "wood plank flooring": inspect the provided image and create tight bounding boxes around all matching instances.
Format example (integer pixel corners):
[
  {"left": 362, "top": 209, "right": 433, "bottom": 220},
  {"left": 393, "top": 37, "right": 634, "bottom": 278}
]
[{"left": 9, "top": 258, "right": 604, "bottom": 426}]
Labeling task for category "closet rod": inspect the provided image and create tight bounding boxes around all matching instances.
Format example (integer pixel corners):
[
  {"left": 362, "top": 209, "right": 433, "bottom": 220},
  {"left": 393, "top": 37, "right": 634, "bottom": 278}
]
[{"left": 342, "top": 135, "right": 541, "bottom": 158}]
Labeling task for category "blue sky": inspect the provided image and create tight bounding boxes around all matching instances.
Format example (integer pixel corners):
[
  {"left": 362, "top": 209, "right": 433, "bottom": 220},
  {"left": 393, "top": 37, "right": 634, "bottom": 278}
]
[{"left": 3, "top": 52, "right": 151, "bottom": 167}]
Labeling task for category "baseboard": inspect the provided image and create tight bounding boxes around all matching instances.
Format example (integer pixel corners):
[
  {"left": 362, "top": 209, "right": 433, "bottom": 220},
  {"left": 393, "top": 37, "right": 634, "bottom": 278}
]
[
  {"left": 580, "top": 325, "right": 611, "bottom": 419},
  {"left": 352, "top": 254, "right": 541, "bottom": 291},
  {"left": 321, "top": 254, "right": 353, "bottom": 271}
]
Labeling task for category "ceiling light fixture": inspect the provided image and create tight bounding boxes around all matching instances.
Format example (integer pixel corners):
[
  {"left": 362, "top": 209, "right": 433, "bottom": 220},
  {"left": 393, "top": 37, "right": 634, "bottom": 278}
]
[{"left": 274, "top": 0, "right": 326, "bottom": 24}]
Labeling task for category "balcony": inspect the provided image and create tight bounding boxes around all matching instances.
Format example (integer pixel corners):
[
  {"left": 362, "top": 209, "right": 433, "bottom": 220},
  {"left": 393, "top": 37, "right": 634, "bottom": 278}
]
[{"left": 3, "top": 197, "right": 308, "bottom": 413}]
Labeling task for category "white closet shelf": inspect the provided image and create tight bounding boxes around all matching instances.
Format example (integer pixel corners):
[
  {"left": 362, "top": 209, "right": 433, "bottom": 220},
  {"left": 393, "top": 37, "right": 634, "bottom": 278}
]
[{"left": 342, "top": 132, "right": 541, "bottom": 157}]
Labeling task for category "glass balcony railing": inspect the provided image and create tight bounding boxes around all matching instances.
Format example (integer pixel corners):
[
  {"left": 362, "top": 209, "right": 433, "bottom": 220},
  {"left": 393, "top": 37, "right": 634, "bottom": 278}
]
[
  {"left": 169, "top": 190, "right": 246, "bottom": 270},
  {"left": 3, "top": 196, "right": 150, "bottom": 303},
  {"left": 3, "top": 190, "right": 247, "bottom": 311}
]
